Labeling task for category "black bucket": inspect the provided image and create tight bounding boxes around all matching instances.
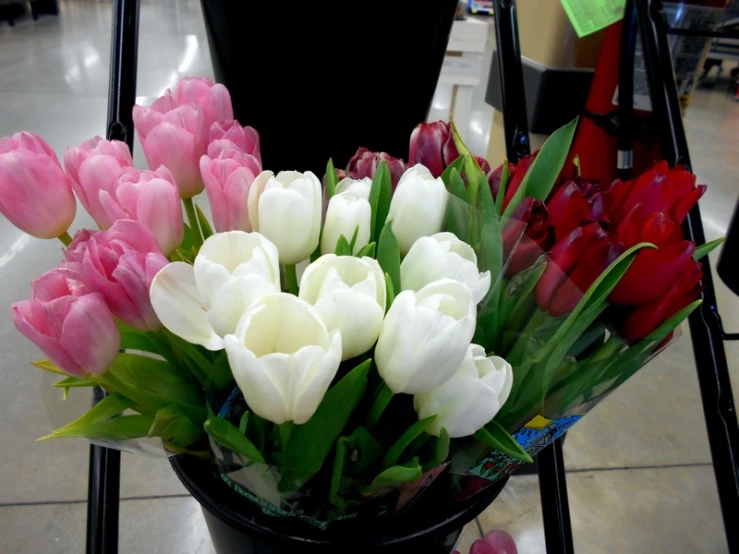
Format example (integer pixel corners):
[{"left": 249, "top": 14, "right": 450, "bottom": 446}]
[
  {"left": 198, "top": 0, "right": 458, "bottom": 174},
  {"left": 169, "top": 455, "right": 508, "bottom": 554}
]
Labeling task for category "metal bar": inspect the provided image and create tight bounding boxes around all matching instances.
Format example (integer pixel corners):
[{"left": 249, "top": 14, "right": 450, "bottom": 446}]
[
  {"left": 85, "top": 0, "right": 140, "bottom": 553},
  {"left": 492, "top": 0, "right": 530, "bottom": 163},
  {"left": 537, "top": 440, "right": 575, "bottom": 554},
  {"left": 617, "top": 0, "right": 637, "bottom": 181},
  {"left": 635, "top": 1, "right": 739, "bottom": 551},
  {"left": 491, "top": 2, "right": 575, "bottom": 553}
]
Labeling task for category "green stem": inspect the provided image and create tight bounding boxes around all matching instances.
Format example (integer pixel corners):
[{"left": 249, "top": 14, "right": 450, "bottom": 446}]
[
  {"left": 58, "top": 231, "right": 73, "bottom": 246},
  {"left": 280, "top": 421, "right": 294, "bottom": 448},
  {"left": 183, "top": 198, "right": 203, "bottom": 248},
  {"left": 284, "top": 264, "right": 299, "bottom": 295},
  {"left": 507, "top": 309, "right": 550, "bottom": 366},
  {"left": 365, "top": 384, "right": 393, "bottom": 429}
]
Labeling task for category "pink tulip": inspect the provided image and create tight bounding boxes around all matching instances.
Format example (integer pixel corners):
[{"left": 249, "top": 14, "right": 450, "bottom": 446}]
[
  {"left": 200, "top": 151, "right": 261, "bottom": 233},
  {"left": 346, "top": 147, "right": 406, "bottom": 188},
  {"left": 12, "top": 267, "right": 120, "bottom": 377},
  {"left": 207, "top": 120, "right": 262, "bottom": 164},
  {"left": 64, "top": 136, "right": 133, "bottom": 228},
  {"left": 470, "top": 531, "right": 518, "bottom": 554},
  {"left": 98, "top": 166, "right": 184, "bottom": 255},
  {"left": 133, "top": 76, "right": 233, "bottom": 198},
  {"left": 0, "top": 131, "right": 77, "bottom": 239},
  {"left": 73, "top": 220, "right": 168, "bottom": 331}
]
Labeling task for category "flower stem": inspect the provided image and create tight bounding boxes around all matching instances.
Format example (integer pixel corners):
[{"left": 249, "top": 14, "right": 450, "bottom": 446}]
[
  {"left": 58, "top": 231, "right": 73, "bottom": 246},
  {"left": 365, "top": 384, "right": 394, "bottom": 429},
  {"left": 183, "top": 198, "right": 203, "bottom": 248},
  {"left": 284, "top": 264, "right": 299, "bottom": 295},
  {"left": 280, "top": 421, "right": 294, "bottom": 448}
]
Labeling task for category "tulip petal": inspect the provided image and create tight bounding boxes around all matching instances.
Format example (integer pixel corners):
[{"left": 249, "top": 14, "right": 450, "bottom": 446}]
[
  {"left": 375, "top": 291, "right": 417, "bottom": 393},
  {"left": 258, "top": 187, "right": 319, "bottom": 265},
  {"left": 60, "top": 293, "right": 120, "bottom": 375},
  {"left": 314, "top": 289, "right": 384, "bottom": 360},
  {"left": 149, "top": 261, "right": 224, "bottom": 350},
  {"left": 291, "top": 337, "right": 342, "bottom": 424},
  {"left": 207, "top": 276, "right": 279, "bottom": 338}
]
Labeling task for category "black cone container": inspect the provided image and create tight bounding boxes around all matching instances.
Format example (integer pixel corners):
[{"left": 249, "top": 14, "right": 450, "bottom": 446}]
[
  {"left": 199, "top": 0, "right": 458, "bottom": 174},
  {"left": 170, "top": 455, "right": 508, "bottom": 554}
]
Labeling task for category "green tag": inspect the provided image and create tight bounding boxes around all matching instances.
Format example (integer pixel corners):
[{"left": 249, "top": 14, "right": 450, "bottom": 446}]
[{"left": 560, "top": 0, "right": 625, "bottom": 38}]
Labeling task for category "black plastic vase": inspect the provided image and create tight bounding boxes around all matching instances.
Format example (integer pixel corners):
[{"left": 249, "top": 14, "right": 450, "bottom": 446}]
[
  {"left": 199, "top": 0, "right": 458, "bottom": 175},
  {"left": 170, "top": 455, "right": 508, "bottom": 554}
]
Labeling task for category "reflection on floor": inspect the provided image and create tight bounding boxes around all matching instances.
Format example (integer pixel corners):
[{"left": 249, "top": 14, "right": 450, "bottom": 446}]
[{"left": 1, "top": 2, "right": 737, "bottom": 553}]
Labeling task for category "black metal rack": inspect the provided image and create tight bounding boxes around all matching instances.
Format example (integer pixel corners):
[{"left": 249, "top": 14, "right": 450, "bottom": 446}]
[{"left": 85, "top": 0, "right": 738, "bottom": 552}]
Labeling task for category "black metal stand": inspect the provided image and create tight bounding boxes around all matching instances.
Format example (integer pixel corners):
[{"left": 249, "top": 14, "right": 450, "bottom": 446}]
[{"left": 85, "top": 0, "right": 139, "bottom": 553}]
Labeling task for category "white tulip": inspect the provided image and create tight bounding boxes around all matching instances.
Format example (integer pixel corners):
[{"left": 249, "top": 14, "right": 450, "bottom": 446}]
[
  {"left": 321, "top": 178, "right": 372, "bottom": 255},
  {"left": 386, "top": 164, "right": 448, "bottom": 255},
  {"left": 299, "top": 254, "right": 385, "bottom": 360},
  {"left": 401, "top": 232, "right": 491, "bottom": 304},
  {"left": 149, "top": 231, "right": 280, "bottom": 350},
  {"left": 414, "top": 344, "right": 513, "bottom": 438},
  {"left": 375, "top": 279, "right": 476, "bottom": 395},
  {"left": 224, "top": 293, "right": 342, "bottom": 425},
  {"left": 248, "top": 170, "right": 322, "bottom": 265}
]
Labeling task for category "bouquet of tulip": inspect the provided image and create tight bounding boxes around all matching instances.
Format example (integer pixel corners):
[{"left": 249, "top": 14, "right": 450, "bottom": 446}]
[{"left": 0, "top": 76, "right": 720, "bottom": 526}]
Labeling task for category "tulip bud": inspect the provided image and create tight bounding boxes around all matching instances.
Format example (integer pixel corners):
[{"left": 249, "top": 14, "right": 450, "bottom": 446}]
[
  {"left": 502, "top": 198, "right": 555, "bottom": 277},
  {"left": 546, "top": 180, "right": 596, "bottom": 241},
  {"left": 376, "top": 279, "right": 477, "bottom": 395},
  {"left": 401, "top": 232, "right": 491, "bottom": 304},
  {"left": 299, "top": 254, "right": 386, "bottom": 360},
  {"left": 224, "top": 293, "right": 342, "bottom": 424},
  {"left": 76, "top": 220, "right": 169, "bottom": 331},
  {"left": 408, "top": 121, "right": 457, "bottom": 178},
  {"left": 346, "top": 147, "right": 406, "bottom": 188},
  {"left": 150, "top": 231, "right": 280, "bottom": 350},
  {"left": 0, "top": 131, "right": 77, "bottom": 239},
  {"left": 200, "top": 151, "right": 262, "bottom": 233},
  {"left": 386, "top": 165, "right": 448, "bottom": 256},
  {"left": 98, "top": 166, "right": 184, "bottom": 255},
  {"left": 320, "top": 177, "right": 372, "bottom": 255},
  {"left": 502, "top": 153, "right": 537, "bottom": 211},
  {"left": 64, "top": 136, "right": 134, "bottom": 228},
  {"left": 207, "top": 120, "right": 261, "bottom": 164},
  {"left": 470, "top": 531, "right": 519, "bottom": 554},
  {"left": 414, "top": 344, "right": 512, "bottom": 438},
  {"left": 12, "top": 267, "right": 120, "bottom": 377},
  {"left": 487, "top": 161, "right": 516, "bottom": 200},
  {"left": 248, "top": 170, "right": 322, "bottom": 265}
]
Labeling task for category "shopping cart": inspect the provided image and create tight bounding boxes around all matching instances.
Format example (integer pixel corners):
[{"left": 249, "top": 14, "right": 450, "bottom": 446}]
[{"left": 86, "top": 0, "right": 739, "bottom": 552}]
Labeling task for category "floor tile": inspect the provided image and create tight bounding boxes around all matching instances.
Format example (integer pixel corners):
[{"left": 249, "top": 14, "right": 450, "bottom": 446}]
[{"left": 454, "top": 521, "right": 483, "bottom": 553}]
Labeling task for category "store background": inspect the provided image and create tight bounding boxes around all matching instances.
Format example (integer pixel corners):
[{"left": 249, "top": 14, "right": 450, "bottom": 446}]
[{"left": 0, "top": 1, "right": 738, "bottom": 552}]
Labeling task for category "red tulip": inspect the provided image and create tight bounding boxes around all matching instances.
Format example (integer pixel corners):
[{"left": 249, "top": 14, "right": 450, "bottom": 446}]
[
  {"left": 546, "top": 179, "right": 597, "bottom": 241},
  {"left": 536, "top": 222, "right": 623, "bottom": 316},
  {"left": 409, "top": 121, "right": 456, "bottom": 177},
  {"left": 500, "top": 153, "right": 537, "bottom": 210},
  {"left": 607, "top": 161, "right": 706, "bottom": 224},
  {"left": 619, "top": 258, "right": 702, "bottom": 342},
  {"left": 609, "top": 205, "right": 695, "bottom": 306},
  {"left": 502, "top": 198, "right": 555, "bottom": 276},
  {"left": 346, "top": 147, "right": 405, "bottom": 188},
  {"left": 488, "top": 161, "right": 516, "bottom": 200}
]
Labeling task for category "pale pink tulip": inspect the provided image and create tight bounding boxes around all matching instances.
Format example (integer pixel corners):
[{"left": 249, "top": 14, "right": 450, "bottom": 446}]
[
  {"left": 133, "top": 76, "right": 233, "bottom": 198},
  {"left": 74, "top": 220, "right": 168, "bottom": 331},
  {"left": 99, "top": 166, "right": 184, "bottom": 255},
  {"left": 12, "top": 266, "right": 120, "bottom": 377},
  {"left": 207, "top": 120, "right": 262, "bottom": 164},
  {"left": 64, "top": 136, "right": 133, "bottom": 228},
  {"left": 0, "top": 131, "right": 76, "bottom": 239},
  {"left": 200, "top": 151, "right": 261, "bottom": 233}
]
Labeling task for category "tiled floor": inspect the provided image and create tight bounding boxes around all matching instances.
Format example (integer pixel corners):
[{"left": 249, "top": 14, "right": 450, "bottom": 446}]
[{"left": 1, "top": 2, "right": 738, "bottom": 553}]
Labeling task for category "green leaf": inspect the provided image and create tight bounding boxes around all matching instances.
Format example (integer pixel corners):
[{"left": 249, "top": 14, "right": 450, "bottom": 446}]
[
  {"left": 246, "top": 412, "right": 269, "bottom": 454},
  {"left": 385, "top": 272, "right": 396, "bottom": 311},
  {"left": 53, "top": 393, "right": 135, "bottom": 430},
  {"left": 38, "top": 414, "right": 155, "bottom": 442},
  {"left": 430, "top": 427, "right": 450, "bottom": 468},
  {"left": 381, "top": 415, "right": 436, "bottom": 469},
  {"left": 495, "top": 160, "right": 510, "bottom": 214},
  {"left": 180, "top": 222, "right": 197, "bottom": 253},
  {"left": 148, "top": 405, "right": 203, "bottom": 448},
  {"left": 118, "top": 325, "right": 158, "bottom": 353},
  {"left": 52, "top": 376, "right": 96, "bottom": 389},
  {"left": 348, "top": 226, "right": 360, "bottom": 253},
  {"left": 204, "top": 417, "right": 265, "bottom": 463},
  {"left": 325, "top": 158, "right": 338, "bottom": 199},
  {"left": 238, "top": 411, "right": 250, "bottom": 435},
  {"left": 440, "top": 156, "right": 465, "bottom": 189},
  {"left": 503, "top": 118, "right": 578, "bottom": 218},
  {"left": 195, "top": 204, "right": 213, "bottom": 240},
  {"left": 693, "top": 238, "right": 724, "bottom": 261},
  {"left": 475, "top": 420, "right": 532, "bottom": 463},
  {"left": 330, "top": 438, "right": 348, "bottom": 509},
  {"left": 368, "top": 161, "right": 392, "bottom": 243},
  {"left": 377, "top": 222, "right": 401, "bottom": 294},
  {"left": 335, "top": 234, "right": 352, "bottom": 256},
  {"left": 209, "top": 351, "right": 234, "bottom": 392},
  {"left": 340, "top": 427, "right": 383, "bottom": 477},
  {"left": 370, "top": 457, "right": 422, "bottom": 489},
  {"left": 447, "top": 167, "right": 467, "bottom": 201},
  {"left": 646, "top": 299, "right": 702, "bottom": 342},
  {"left": 279, "top": 359, "right": 371, "bottom": 491},
  {"left": 32, "top": 359, "right": 67, "bottom": 376},
  {"left": 356, "top": 242, "right": 376, "bottom": 258},
  {"left": 451, "top": 121, "right": 486, "bottom": 188}
]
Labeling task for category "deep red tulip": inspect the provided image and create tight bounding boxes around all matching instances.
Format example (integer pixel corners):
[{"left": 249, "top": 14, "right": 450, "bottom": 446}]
[
  {"left": 346, "top": 147, "right": 405, "bottom": 188},
  {"left": 619, "top": 258, "right": 703, "bottom": 342},
  {"left": 547, "top": 180, "right": 595, "bottom": 241},
  {"left": 409, "top": 121, "right": 456, "bottom": 177},
  {"left": 503, "top": 198, "right": 555, "bottom": 276},
  {"left": 488, "top": 161, "right": 516, "bottom": 200},
  {"left": 536, "top": 223, "right": 623, "bottom": 316},
  {"left": 609, "top": 205, "right": 695, "bottom": 306},
  {"left": 502, "top": 153, "right": 537, "bottom": 210},
  {"left": 607, "top": 161, "right": 706, "bottom": 224}
]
